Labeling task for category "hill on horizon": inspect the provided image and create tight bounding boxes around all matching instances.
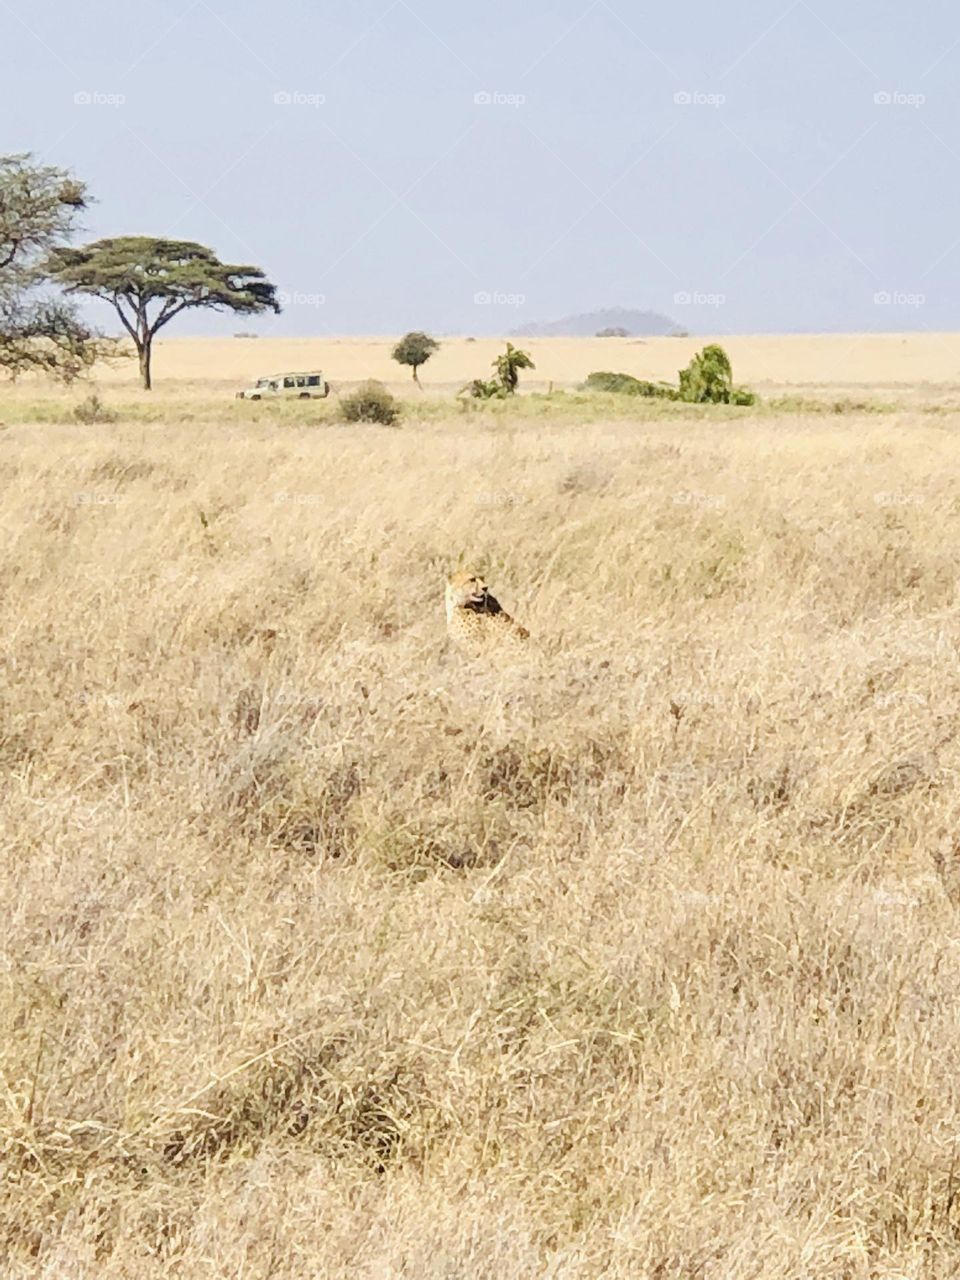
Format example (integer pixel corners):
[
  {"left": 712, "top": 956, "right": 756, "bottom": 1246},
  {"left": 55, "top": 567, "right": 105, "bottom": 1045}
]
[{"left": 511, "top": 307, "right": 680, "bottom": 338}]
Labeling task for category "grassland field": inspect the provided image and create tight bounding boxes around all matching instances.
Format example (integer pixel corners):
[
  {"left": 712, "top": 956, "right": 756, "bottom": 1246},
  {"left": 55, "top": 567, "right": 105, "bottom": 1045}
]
[{"left": 4, "top": 332, "right": 960, "bottom": 1277}]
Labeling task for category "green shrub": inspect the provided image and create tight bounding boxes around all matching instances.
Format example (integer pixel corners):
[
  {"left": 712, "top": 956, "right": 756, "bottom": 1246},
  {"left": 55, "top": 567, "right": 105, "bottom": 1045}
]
[
  {"left": 582, "top": 371, "right": 676, "bottom": 398},
  {"left": 677, "top": 343, "right": 733, "bottom": 402},
  {"left": 340, "top": 381, "right": 400, "bottom": 425},
  {"left": 583, "top": 346, "right": 757, "bottom": 407},
  {"left": 461, "top": 343, "right": 536, "bottom": 399},
  {"left": 676, "top": 344, "right": 755, "bottom": 405},
  {"left": 461, "top": 377, "right": 508, "bottom": 401},
  {"left": 72, "top": 393, "right": 115, "bottom": 424},
  {"left": 493, "top": 342, "right": 535, "bottom": 393}
]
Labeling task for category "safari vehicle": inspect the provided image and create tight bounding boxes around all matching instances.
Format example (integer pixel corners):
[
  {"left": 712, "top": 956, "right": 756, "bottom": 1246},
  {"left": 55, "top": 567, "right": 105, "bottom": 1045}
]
[{"left": 236, "top": 371, "right": 330, "bottom": 400}]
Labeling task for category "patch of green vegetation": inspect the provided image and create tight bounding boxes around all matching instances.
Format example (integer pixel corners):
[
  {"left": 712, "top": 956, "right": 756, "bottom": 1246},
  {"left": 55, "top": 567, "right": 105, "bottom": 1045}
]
[
  {"left": 581, "top": 371, "right": 678, "bottom": 397},
  {"left": 461, "top": 343, "right": 536, "bottom": 399},
  {"left": 677, "top": 344, "right": 755, "bottom": 405},
  {"left": 583, "top": 344, "right": 757, "bottom": 407}
]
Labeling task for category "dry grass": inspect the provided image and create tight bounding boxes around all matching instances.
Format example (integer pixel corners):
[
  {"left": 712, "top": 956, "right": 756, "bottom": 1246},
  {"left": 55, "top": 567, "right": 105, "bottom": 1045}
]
[{"left": 4, "top": 358, "right": 960, "bottom": 1276}]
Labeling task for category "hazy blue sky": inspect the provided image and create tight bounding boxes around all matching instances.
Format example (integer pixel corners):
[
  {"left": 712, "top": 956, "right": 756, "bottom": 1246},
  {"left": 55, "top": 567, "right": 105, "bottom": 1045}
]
[{"left": 5, "top": 0, "right": 960, "bottom": 335}]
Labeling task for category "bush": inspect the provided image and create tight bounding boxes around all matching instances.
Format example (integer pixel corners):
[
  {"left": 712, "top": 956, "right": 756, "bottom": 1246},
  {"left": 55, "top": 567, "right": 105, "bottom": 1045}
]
[
  {"left": 596, "top": 326, "right": 630, "bottom": 337},
  {"left": 340, "top": 381, "right": 400, "bottom": 425},
  {"left": 461, "top": 377, "right": 508, "bottom": 401},
  {"left": 72, "top": 393, "right": 115, "bottom": 424},
  {"left": 582, "top": 371, "right": 676, "bottom": 398},
  {"left": 493, "top": 342, "right": 535, "bottom": 393},
  {"left": 676, "top": 344, "right": 755, "bottom": 405},
  {"left": 677, "top": 343, "right": 733, "bottom": 403},
  {"left": 583, "top": 347, "right": 757, "bottom": 407},
  {"left": 461, "top": 344, "right": 536, "bottom": 399}
]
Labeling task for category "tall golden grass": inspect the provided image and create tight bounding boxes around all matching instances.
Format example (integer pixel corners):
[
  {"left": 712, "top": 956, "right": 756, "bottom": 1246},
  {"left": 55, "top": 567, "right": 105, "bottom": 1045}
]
[{"left": 4, "top": 361, "right": 960, "bottom": 1276}]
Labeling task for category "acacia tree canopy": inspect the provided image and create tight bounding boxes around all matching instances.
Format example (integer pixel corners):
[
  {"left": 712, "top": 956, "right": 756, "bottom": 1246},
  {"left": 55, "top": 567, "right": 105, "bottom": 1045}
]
[
  {"left": 0, "top": 153, "right": 101, "bottom": 381},
  {"left": 391, "top": 331, "right": 439, "bottom": 386},
  {"left": 49, "top": 236, "right": 280, "bottom": 389}
]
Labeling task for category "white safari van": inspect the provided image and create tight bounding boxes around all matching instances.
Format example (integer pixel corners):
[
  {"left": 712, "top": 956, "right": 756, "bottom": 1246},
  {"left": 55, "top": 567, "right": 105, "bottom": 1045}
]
[{"left": 236, "top": 371, "right": 330, "bottom": 400}]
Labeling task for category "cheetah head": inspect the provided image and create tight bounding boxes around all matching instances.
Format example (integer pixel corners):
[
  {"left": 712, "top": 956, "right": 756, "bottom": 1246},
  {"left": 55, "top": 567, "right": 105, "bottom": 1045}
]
[{"left": 445, "top": 569, "right": 488, "bottom": 616}]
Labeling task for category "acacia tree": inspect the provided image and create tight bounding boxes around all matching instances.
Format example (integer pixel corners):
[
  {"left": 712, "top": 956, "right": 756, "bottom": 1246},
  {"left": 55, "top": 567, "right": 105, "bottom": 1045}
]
[
  {"left": 0, "top": 153, "right": 103, "bottom": 380},
  {"left": 49, "top": 237, "right": 280, "bottom": 389},
  {"left": 391, "top": 330, "right": 439, "bottom": 387}
]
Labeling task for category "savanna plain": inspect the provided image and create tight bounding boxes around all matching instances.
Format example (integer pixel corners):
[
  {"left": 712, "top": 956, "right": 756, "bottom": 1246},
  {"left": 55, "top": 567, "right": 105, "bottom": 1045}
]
[{"left": 6, "top": 333, "right": 960, "bottom": 1278}]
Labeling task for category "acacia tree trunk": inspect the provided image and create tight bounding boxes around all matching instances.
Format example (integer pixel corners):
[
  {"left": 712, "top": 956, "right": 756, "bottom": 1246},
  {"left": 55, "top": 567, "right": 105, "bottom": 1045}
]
[
  {"left": 137, "top": 335, "right": 152, "bottom": 390},
  {"left": 412, "top": 365, "right": 421, "bottom": 388}
]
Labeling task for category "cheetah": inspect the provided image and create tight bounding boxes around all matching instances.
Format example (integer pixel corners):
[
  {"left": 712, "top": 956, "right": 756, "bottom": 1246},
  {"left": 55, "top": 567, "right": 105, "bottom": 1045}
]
[{"left": 445, "top": 569, "right": 530, "bottom": 659}]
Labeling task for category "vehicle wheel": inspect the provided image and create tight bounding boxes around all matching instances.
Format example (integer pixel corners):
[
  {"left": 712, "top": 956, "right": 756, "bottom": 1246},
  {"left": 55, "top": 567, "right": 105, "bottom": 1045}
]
[
  {"left": 250, "top": 394, "right": 261, "bottom": 401},
  {"left": 298, "top": 392, "right": 310, "bottom": 400}
]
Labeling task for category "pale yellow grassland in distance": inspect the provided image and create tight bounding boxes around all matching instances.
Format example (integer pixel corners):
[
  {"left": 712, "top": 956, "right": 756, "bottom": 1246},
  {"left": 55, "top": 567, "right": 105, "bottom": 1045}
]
[{"left": 7, "top": 330, "right": 960, "bottom": 401}]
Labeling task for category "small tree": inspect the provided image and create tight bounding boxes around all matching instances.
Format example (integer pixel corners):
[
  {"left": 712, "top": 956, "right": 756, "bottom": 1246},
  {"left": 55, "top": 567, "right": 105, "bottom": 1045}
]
[
  {"left": 48, "top": 237, "right": 280, "bottom": 389},
  {"left": 493, "top": 342, "right": 535, "bottom": 393},
  {"left": 678, "top": 343, "right": 732, "bottom": 403},
  {"left": 677, "top": 344, "right": 756, "bottom": 405},
  {"left": 461, "top": 342, "right": 536, "bottom": 399},
  {"left": 392, "top": 330, "right": 439, "bottom": 387},
  {"left": 0, "top": 153, "right": 104, "bottom": 381}
]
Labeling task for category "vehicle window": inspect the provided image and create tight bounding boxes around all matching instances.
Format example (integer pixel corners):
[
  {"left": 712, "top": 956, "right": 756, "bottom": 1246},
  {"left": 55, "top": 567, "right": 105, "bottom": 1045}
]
[
  {"left": 307, "top": 375, "right": 320, "bottom": 386},
  {"left": 284, "top": 377, "right": 295, "bottom": 388}
]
